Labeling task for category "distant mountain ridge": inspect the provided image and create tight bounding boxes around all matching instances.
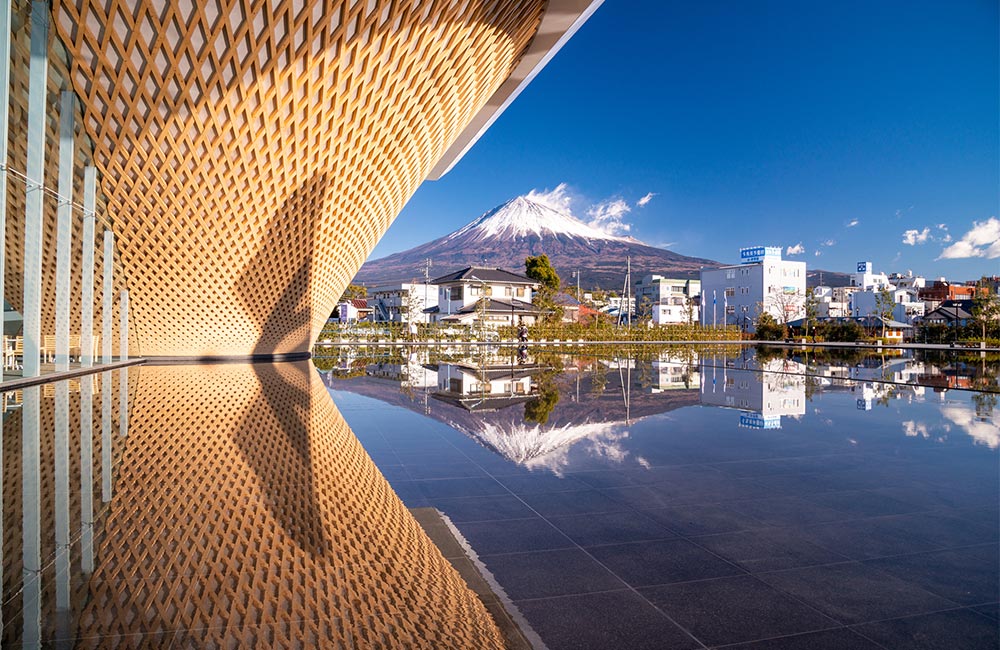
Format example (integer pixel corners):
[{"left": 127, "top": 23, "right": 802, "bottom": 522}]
[{"left": 354, "top": 194, "right": 722, "bottom": 289}]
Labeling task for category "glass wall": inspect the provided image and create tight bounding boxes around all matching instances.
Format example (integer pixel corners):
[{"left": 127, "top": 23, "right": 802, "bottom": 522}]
[{"left": 1, "top": 0, "right": 135, "bottom": 383}]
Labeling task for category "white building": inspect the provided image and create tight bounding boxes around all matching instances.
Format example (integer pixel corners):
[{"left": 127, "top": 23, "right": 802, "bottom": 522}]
[
  {"left": 850, "top": 261, "right": 892, "bottom": 290},
  {"left": 428, "top": 267, "right": 543, "bottom": 327},
  {"left": 634, "top": 275, "right": 701, "bottom": 325},
  {"left": 847, "top": 264, "right": 926, "bottom": 323},
  {"left": 369, "top": 282, "right": 438, "bottom": 324},
  {"left": 699, "top": 246, "right": 807, "bottom": 332},
  {"left": 811, "top": 285, "right": 849, "bottom": 318},
  {"left": 851, "top": 287, "right": 925, "bottom": 322}
]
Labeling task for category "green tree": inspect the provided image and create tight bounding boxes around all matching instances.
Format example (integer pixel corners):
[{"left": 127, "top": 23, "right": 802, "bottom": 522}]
[
  {"left": 524, "top": 382, "right": 560, "bottom": 424},
  {"left": 804, "top": 288, "right": 820, "bottom": 341},
  {"left": 338, "top": 283, "right": 367, "bottom": 302},
  {"left": 755, "top": 312, "right": 784, "bottom": 341},
  {"left": 525, "top": 254, "right": 563, "bottom": 323},
  {"left": 875, "top": 286, "right": 895, "bottom": 338},
  {"left": 971, "top": 278, "right": 1000, "bottom": 341}
]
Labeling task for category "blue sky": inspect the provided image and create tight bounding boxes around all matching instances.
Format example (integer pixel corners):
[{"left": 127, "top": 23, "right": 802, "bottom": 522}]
[{"left": 369, "top": 0, "right": 999, "bottom": 282}]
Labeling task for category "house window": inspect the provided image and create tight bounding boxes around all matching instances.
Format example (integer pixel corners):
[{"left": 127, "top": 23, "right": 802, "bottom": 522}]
[
  {"left": 451, "top": 285, "right": 463, "bottom": 300},
  {"left": 505, "top": 286, "right": 512, "bottom": 296},
  {"left": 725, "top": 288, "right": 735, "bottom": 297},
  {"left": 726, "top": 269, "right": 736, "bottom": 279},
  {"left": 726, "top": 306, "right": 735, "bottom": 314},
  {"left": 516, "top": 287, "right": 525, "bottom": 298}
]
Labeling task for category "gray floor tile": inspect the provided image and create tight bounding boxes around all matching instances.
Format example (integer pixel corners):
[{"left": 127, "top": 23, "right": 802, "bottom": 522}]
[
  {"left": 482, "top": 548, "right": 627, "bottom": 600},
  {"left": 588, "top": 538, "right": 744, "bottom": 587},
  {"left": 516, "top": 590, "right": 700, "bottom": 650},
  {"left": 434, "top": 494, "right": 536, "bottom": 522},
  {"left": 458, "top": 517, "right": 574, "bottom": 555},
  {"left": 697, "top": 527, "right": 849, "bottom": 572},
  {"left": 640, "top": 575, "right": 838, "bottom": 647},
  {"left": 863, "top": 544, "right": 999, "bottom": 606},
  {"left": 851, "top": 608, "right": 999, "bottom": 650},
  {"left": 720, "top": 627, "right": 883, "bottom": 649},
  {"left": 639, "top": 503, "right": 766, "bottom": 536},
  {"left": 759, "top": 562, "right": 958, "bottom": 625},
  {"left": 548, "top": 511, "right": 677, "bottom": 547},
  {"left": 520, "top": 489, "right": 630, "bottom": 516}
]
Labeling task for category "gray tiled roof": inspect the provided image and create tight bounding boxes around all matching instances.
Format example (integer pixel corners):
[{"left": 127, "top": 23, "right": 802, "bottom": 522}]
[{"left": 430, "top": 266, "right": 535, "bottom": 285}]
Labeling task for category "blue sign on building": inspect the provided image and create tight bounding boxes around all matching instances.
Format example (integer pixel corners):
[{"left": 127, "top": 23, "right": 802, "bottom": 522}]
[{"left": 740, "top": 246, "right": 781, "bottom": 264}]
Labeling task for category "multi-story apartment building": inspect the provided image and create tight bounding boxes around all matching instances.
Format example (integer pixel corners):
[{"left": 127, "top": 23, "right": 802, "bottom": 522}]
[
  {"left": 634, "top": 275, "right": 701, "bottom": 325},
  {"left": 369, "top": 283, "right": 439, "bottom": 324},
  {"left": 699, "top": 247, "right": 806, "bottom": 332}
]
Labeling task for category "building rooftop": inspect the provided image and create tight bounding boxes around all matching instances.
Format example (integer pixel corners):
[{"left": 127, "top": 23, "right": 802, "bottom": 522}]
[{"left": 431, "top": 267, "right": 537, "bottom": 285}]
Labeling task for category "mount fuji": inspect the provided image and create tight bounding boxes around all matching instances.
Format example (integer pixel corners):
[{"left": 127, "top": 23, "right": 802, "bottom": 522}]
[{"left": 353, "top": 194, "right": 721, "bottom": 288}]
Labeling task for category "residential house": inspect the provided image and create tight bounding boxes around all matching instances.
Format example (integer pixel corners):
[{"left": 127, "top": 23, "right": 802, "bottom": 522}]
[
  {"left": 426, "top": 267, "right": 543, "bottom": 327},
  {"left": 336, "top": 298, "right": 373, "bottom": 323}
]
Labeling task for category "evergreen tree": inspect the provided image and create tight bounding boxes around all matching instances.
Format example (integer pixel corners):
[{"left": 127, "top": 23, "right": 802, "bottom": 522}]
[
  {"left": 971, "top": 278, "right": 1000, "bottom": 341},
  {"left": 525, "top": 254, "right": 562, "bottom": 323}
]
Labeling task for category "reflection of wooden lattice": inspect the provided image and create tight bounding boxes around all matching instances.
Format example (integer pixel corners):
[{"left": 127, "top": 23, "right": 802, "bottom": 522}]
[
  {"left": 72, "top": 363, "right": 502, "bottom": 647},
  {"left": 48, "top": 1, "right": 545, "bottom": 357},
  {"left": 1, "top": 371, "right": 128, "bottom": 646}
]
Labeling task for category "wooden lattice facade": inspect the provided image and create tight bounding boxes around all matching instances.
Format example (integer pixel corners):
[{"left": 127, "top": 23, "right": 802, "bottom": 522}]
[{"left": 36, "top": 0, "right": 548, "bottom": 357}]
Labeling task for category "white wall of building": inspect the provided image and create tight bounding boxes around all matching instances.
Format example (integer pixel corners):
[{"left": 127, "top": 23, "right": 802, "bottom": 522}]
[
  {"left": 699, "top": 248, "right": 806, "bottom": 331},
  {"left": 437, "top": 280, "right": 533, "bottom": 315},
  {"left": 370, "top": 283, "right": 438, "bottom": 323}
]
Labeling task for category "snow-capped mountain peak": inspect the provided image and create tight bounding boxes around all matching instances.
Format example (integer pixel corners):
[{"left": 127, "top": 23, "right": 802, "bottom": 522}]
[{"left": 445, "top": 194, "right": 635, "bottom": 244}]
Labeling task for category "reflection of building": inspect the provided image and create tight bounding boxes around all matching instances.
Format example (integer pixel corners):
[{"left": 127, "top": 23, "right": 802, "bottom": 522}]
[
  {"left": 699, "top": 356, "right": 806, "bottom": 428},
  {"left": 699, "top": 247, "right": 806, "bottom": 332},
  {"left": 431, "top": 362, "right": 542, "bottom": 411},
  {"left": 649, "top": 352, "right": 700, "bottom": 392},
  {"left": 367, "top": 356, "right": 438, "bottom": 390}
]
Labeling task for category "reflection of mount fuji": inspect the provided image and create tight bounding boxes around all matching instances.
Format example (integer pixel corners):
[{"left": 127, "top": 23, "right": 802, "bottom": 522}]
[{"left": 324, "top": 361, "right": 699, "bottom": 472}]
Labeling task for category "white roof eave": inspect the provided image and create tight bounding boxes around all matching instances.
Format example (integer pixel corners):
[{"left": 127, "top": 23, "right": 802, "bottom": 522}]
[{"left": 427, "top": 0, "right": 605, "bottom": 179}]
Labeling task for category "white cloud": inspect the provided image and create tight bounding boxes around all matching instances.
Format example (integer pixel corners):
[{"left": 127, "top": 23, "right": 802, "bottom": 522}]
[
  {"left": 940, "top": 404, "right": 999, "bottom": 449},
  {"left": 847, "top": 219, "right": 859, "bottom": 228},
  {"left": 586, "top": 198, "right": 632, "bottom": 237},
  {"left": 637, "top": 192, "right": 656, "bottom": 207},
  {"left": 814, "top": 250, "right": 822, "bottom": 257},
  {"left": 525, "top": 183, "right": 574, "bottom": 214},
  {"left": 820, "top": 239, "right": 836, "bottom": 247},
  {"left": 939, "top": 217, "right": 1000, "bottom": 259},
  {"left": 902, "top": 420, "right": 930, "bottom": 440},
  {"left": 786, "top": 242, "right": 805, "bottom": 255},
  {"left": 902, "top": 227, "right": 931, "bottom": 245},
  {"left": 936, "top": 223, "right": 951, "bottom": 242}
]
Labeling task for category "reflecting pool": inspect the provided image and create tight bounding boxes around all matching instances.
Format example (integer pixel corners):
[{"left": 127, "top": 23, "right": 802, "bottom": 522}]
[
  {"left": 326, "top": 345, "right": 999, "bottom": 649},
  {"left": 1, "top": 362, "right": 503, "bottom": 649}
]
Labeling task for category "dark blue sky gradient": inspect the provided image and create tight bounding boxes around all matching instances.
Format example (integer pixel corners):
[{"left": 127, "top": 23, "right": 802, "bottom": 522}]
[{"left": 371, "top": 0, "right": 998, "bottom": 281}]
